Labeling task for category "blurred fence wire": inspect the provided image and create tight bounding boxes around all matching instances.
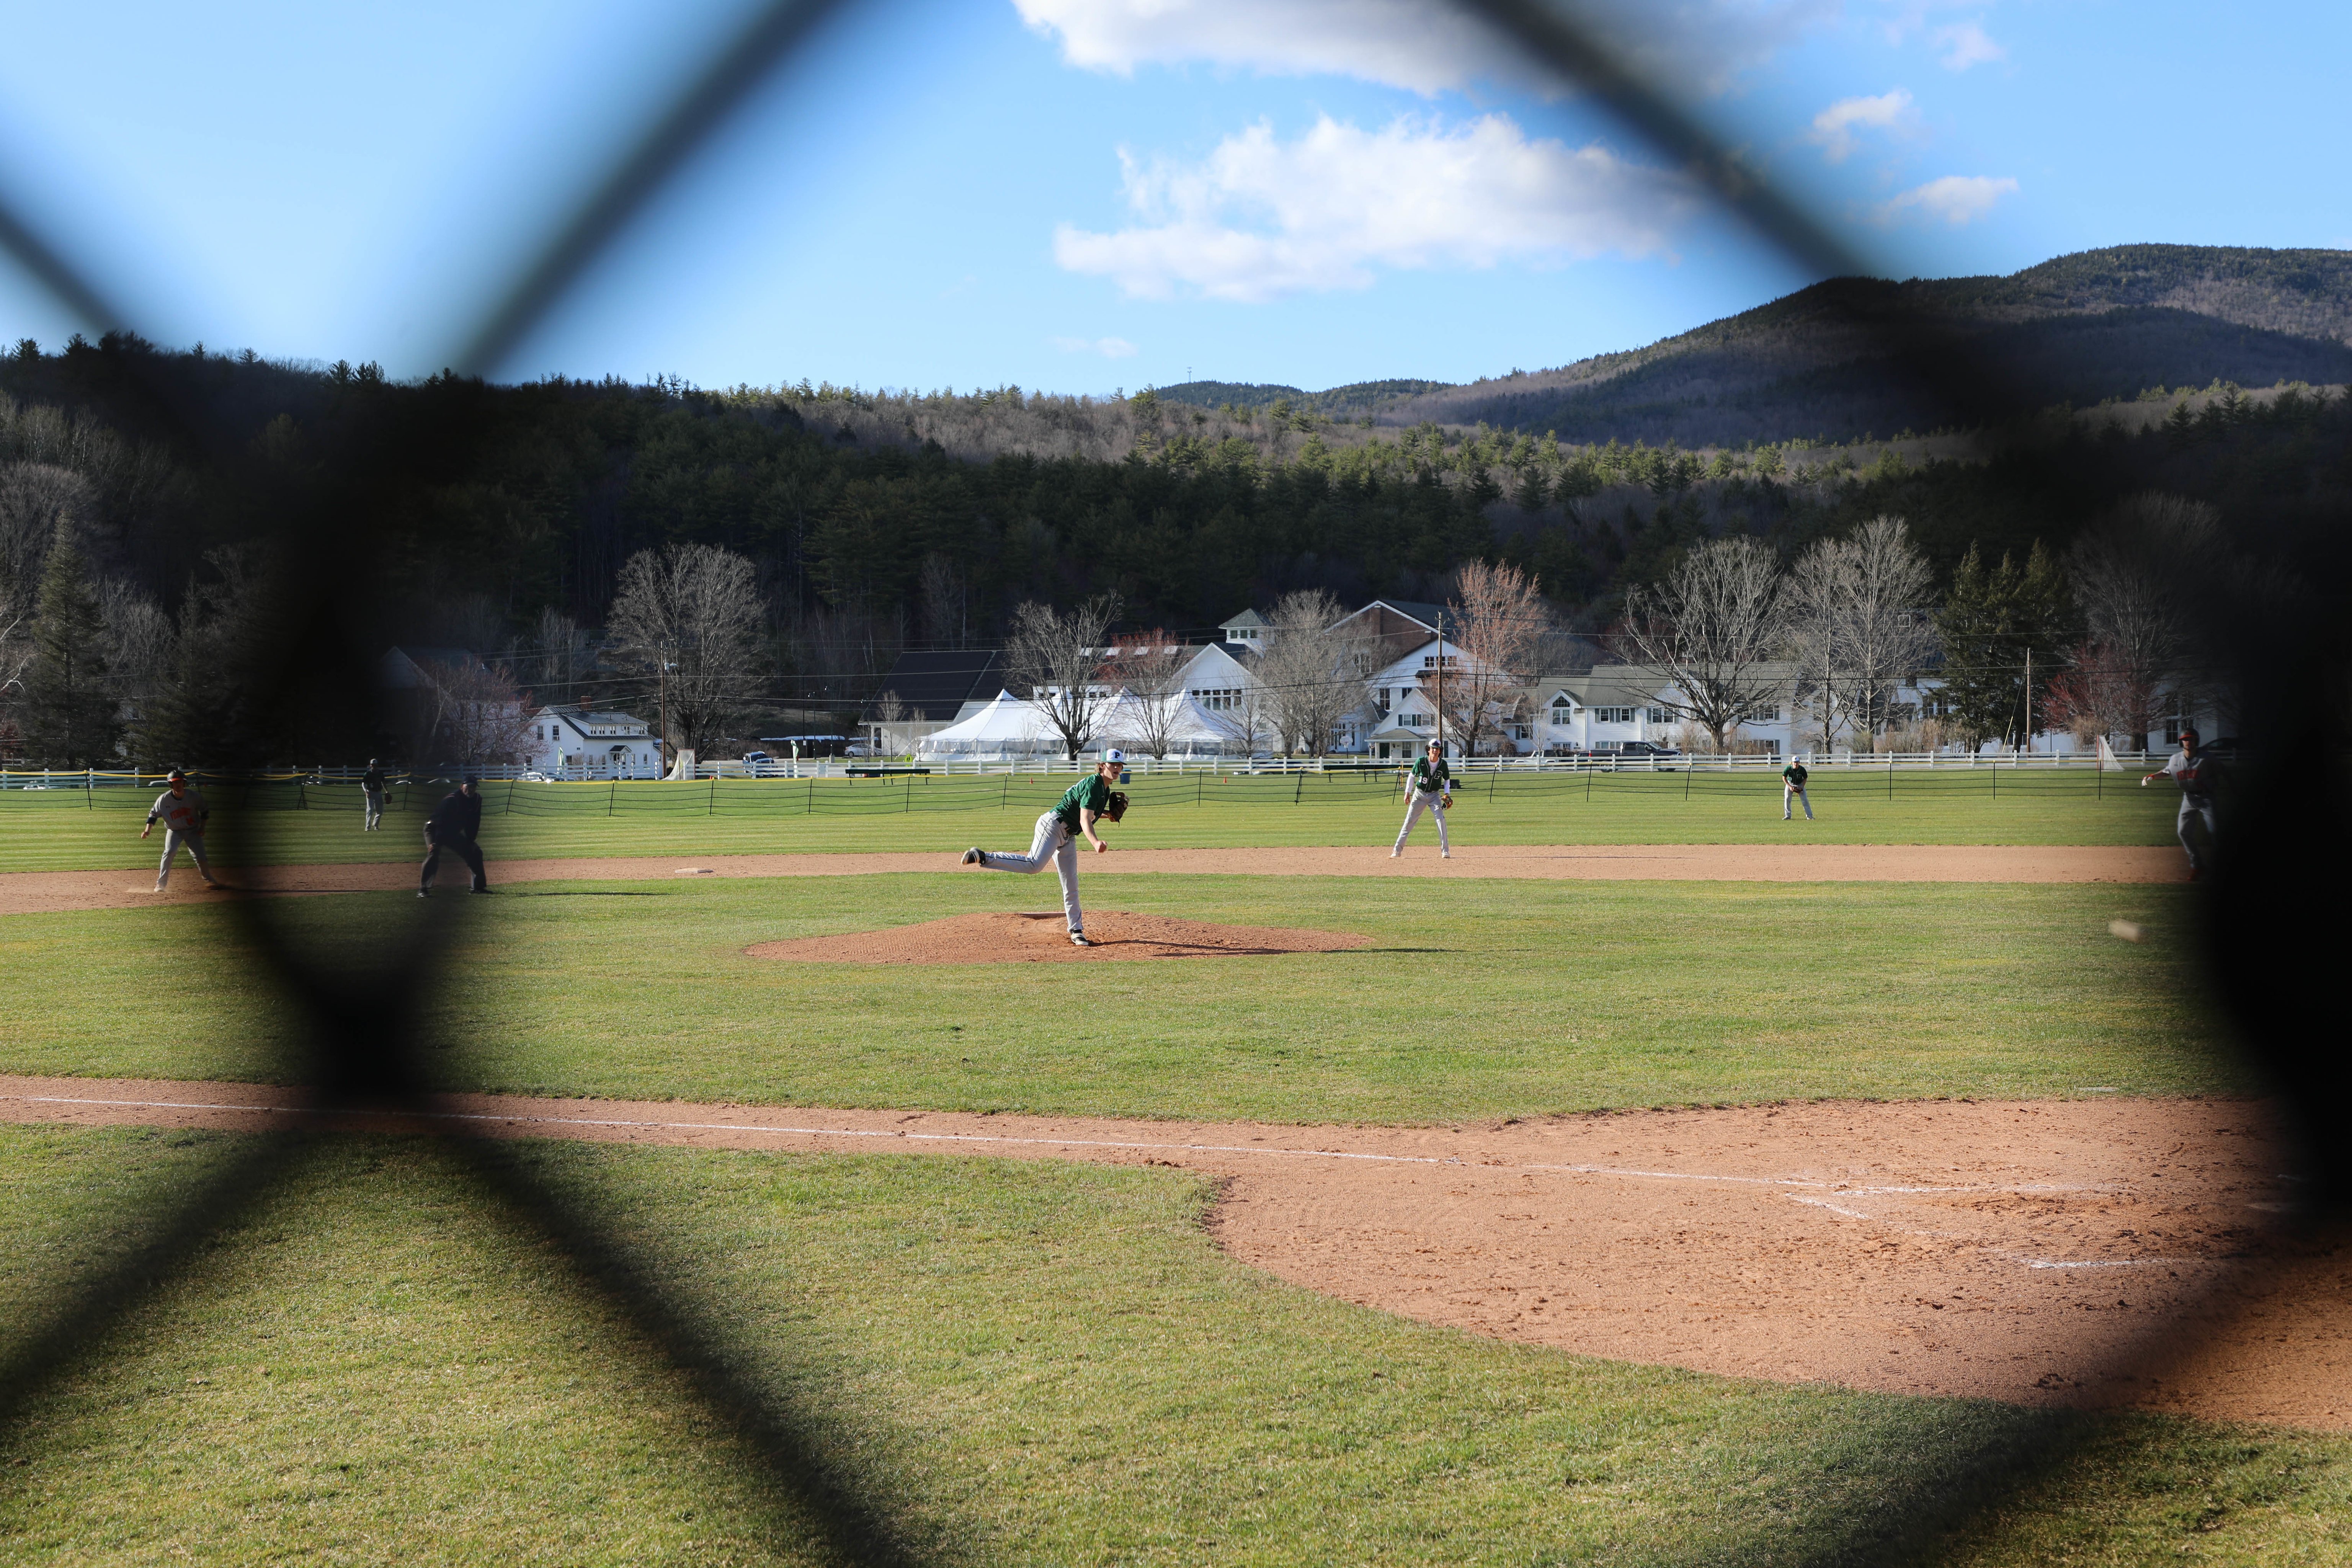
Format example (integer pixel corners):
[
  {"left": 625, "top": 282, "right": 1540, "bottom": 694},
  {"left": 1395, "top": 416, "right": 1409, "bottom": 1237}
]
[{"left": 0, "top": 0, "right": 2339, "bottom": 1562}]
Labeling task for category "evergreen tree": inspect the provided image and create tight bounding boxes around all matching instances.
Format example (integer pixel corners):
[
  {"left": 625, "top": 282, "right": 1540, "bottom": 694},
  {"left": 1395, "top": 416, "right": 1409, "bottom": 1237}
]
[
  {"left": 20, "top": 526, "right": 119, "bottom": 765},
  {"left": 1933, "top": 540, "right": 2074, "bottom": 746}
]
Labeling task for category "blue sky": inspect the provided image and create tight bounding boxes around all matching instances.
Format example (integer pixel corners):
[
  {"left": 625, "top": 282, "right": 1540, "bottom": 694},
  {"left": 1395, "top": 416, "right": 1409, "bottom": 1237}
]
[{"left": 0, "top": 0, "right": 2344, "bottom": 395}]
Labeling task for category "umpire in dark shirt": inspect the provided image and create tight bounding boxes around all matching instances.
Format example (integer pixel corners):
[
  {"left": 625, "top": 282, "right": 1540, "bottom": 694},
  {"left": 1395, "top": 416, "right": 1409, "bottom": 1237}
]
[{"left": 418, "top": 777, "right": 489, "bottom": 896}]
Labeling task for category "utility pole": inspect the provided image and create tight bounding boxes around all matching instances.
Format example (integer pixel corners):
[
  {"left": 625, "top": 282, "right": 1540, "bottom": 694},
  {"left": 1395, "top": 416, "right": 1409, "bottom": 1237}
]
[
  {"left": 1434, "top": 609, "right": 1445, "bottom": 758},
  {"left": 657, "top": 651, "right": 673, "bottom": 778},
  {"left": 2022, "top": 646, "right": 2033, "bottom": 757}
]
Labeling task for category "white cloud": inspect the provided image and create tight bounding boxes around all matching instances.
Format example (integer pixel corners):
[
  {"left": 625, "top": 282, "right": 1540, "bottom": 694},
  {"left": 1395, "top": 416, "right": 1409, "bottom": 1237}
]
[
  {"left": 1050, "top": 335, "right": 1141, "bottom": 358},
  {"left": 1932, "top": 19, "right": 2004, "bottom": 69},
  {"left": 1878, "top": 173, "right": 2016, "bottom": 225},
  {"left": 1011, "top": 0, "right": 1832, "bottom": 98},
  {"left": 1806, "top": 88, "right": 1914, "bottom": 162},
  {"left": 1053, "top": 113, "right": 1690, "bottom": 302}
]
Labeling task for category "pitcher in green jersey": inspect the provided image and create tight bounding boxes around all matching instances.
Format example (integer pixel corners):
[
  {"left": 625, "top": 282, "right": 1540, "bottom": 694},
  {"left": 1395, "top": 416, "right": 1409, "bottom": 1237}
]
[{"left": 960, "top": 750, "right": 1130, "bottom": 946}]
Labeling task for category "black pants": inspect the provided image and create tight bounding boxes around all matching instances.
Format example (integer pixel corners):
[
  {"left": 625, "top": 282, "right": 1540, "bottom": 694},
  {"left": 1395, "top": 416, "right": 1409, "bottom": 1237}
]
[{"left": 421, "top": 831, "right": 487, "bottom": 892}]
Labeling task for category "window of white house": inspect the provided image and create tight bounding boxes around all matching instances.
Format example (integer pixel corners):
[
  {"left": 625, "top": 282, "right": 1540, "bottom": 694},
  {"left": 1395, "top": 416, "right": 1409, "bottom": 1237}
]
[
  {"left": 1192, "top": 688, "right": 1240, "bottom": 712},
  {"left": 1376, "top": 688, "right": 1391, "bottom": 715},
  {"left": 2163, "top": 711, "right": 2192, "bottom": 744},
  {"left": 1595, "top": 706, "right": 1635, "bottom": 724},
  {"left": 1646, "top": 707, "right": 1668, "bottom": 724},
  {"left": 1550, "top": 702, "right": 1574, "bottom": 726},
  {"left": 1402, "top": 711, "right": 1429, "bottom": 728}
]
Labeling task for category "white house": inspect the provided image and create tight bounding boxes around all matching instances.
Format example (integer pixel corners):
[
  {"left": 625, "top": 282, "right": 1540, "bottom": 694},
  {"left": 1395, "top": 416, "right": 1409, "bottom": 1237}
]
[{"left": 524, "top": 705, "right": 664, "bottom": 777}]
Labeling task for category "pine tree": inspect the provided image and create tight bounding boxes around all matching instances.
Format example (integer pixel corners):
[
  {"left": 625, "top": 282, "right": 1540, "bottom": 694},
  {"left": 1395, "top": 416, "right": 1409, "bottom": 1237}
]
[
  {"left": 1934, "top": 541, "right": 2075, "bottom": 747},
  {"left": 20, "top": 526, "right": 119, "bottom": 765}
]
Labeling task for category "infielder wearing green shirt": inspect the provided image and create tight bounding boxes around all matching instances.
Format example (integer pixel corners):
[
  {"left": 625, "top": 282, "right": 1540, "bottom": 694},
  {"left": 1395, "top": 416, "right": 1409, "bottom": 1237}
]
[
  {"left": 961, "top": 751, "right": 1131, "bottom": 945},
  {"left": 1781, "top": 759, "right": 1813, "bottom": 821},
  {"left": 1392, "top": 739, "right": 1453, "bottom": 857}
]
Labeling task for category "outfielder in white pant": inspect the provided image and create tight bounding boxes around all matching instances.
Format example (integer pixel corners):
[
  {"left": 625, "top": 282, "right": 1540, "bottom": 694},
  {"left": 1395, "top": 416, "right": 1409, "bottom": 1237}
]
[
  {"left": 961, "top": 753, "right": 1129, "bottom": 946},
  {"left": 1392, "top": 740, "right": 1452, "bottom": 858}
]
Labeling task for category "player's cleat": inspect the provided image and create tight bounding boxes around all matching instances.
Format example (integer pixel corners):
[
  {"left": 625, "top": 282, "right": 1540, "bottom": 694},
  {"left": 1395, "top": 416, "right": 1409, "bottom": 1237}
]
[
  {"left": 961, "top": 848, "right": 983, "bottom": 865},
  {"left": 1440, "top": 851, "right": 1451, "bottom": 859},
  {"left": 416, "top": 888, "right": 430, "bottom": 898},
  {"left": 470, "top": 886, "right": 495, "bottom": 895},
  {"left": 1389, "top": 850, "right": 1400, "bottom": 858},
  {"left": 1069, "top": 931, "right": 1091, "bottom": 947},
  {"left": 152, "top": 882, "right": 167, "bottom": 893}
]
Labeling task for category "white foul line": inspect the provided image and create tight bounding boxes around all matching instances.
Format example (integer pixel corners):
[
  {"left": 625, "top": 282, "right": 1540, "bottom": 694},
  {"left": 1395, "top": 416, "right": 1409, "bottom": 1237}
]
[{"left": 6, "top": 1092, "right": 2125, "bottom": 1202}]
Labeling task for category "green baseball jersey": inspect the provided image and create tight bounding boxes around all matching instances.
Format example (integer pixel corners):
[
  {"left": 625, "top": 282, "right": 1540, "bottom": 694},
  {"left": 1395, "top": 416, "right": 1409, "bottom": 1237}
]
[
  {"left": 1054, "top": 773, "right": 1114, "bottom": 831},
  {"left": 1782, "top": 762, "right": 1809, "bottom": 787},
  {"left": 1410, "top": 756, "right": 1451, "bottom": 793}
]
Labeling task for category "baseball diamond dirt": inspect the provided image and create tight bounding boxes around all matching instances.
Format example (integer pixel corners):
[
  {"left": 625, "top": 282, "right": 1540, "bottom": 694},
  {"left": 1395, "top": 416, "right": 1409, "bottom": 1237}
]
[
  {"left": 0, "top": 1076, "right": 2336, "bottom": 1431},
  {"left": 0, "top": 843, "right": 2185, "bottom": 916}
]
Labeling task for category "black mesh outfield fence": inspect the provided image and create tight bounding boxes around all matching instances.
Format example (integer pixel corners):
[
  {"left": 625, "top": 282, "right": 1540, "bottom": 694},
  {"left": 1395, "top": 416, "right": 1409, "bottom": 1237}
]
[
  {"left": 0, "top": 761, "right": 2191, "bottom": 822},
  {"left": 0, "top": 0, "right": 2342, "bottom": 1561}
]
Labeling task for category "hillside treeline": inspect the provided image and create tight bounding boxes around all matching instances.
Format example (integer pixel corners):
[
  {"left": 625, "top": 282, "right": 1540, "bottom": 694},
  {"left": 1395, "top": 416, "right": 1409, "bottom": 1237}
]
[{"left": 1, "top": 331, "right": 2346, "bottom": 765}]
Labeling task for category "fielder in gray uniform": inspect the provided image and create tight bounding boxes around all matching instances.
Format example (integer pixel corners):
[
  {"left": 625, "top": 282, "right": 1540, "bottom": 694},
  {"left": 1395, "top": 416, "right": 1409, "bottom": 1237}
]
[
  {"left": 2143, "top": 727, "right": 2219, "bottom": 878},
  {"left": 961, "top": 750, "right": 1129, "bottom": 946},
  {"left": 1392, "top": 739, "right": 1452, "bottom": 857},
  {"left": 140, "top": 770, "right": 223, "bottom": 891}
]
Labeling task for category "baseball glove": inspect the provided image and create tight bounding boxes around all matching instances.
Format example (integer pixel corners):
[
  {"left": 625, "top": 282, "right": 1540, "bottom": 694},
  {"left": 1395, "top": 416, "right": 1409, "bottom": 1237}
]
[
  {"left": 1106, "top": 790, "right": 1130, "bottom": 822},
  {"left": 1439, "top": 792, "right": 1454, "bottom": 809}
]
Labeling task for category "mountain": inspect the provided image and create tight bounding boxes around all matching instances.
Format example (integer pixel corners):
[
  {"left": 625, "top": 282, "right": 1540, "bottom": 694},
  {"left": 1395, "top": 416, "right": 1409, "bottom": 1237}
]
[
  {"left": 1388, "top": 245, "right": 2352, "bottom": 446},
  {"left": 1173, "top": 246, "right": 2352, "bottom": 448}
]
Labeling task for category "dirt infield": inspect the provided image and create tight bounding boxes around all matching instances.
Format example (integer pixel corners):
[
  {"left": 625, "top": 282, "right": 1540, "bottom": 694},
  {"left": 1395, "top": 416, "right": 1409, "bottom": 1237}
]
[
  {"left": 0, "top": 843, "right": 2186, "bottom": 916},
  {"left": 747, "top": 910, "right": 1370, "bottom": 964},
  {"left": 2, "top": 1075, "right": 2334, "bottom": 1429}
]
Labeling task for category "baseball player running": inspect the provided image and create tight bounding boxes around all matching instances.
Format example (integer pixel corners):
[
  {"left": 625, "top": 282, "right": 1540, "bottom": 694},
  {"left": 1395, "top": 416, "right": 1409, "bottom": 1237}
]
[
  {"left": 141, "top": 769, "right": 224, "bottom": 891},
  {"left": 961, "top": 750, "right": 1130, "bottom": 946},
  {"left": 361, "top": 759, "right": 387, "bottom": 831},
  {"left": 418, "top": 777, "right": 490, "bottom": 897},
  {"left": 2143, "top": 727, "right": 2218, "bottom": 878},
  {"left": 1781, "top": 757, "right": 1813, "bottom": 820},
  {"left": 1392, "top": 738, "right": 1452, "bottom": 857}
]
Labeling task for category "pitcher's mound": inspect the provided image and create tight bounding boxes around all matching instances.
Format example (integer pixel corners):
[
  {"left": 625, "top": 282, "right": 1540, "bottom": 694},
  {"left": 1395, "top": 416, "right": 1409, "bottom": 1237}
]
[{"left": 746, "top": 910, "right": 1370, "bottom": 965}]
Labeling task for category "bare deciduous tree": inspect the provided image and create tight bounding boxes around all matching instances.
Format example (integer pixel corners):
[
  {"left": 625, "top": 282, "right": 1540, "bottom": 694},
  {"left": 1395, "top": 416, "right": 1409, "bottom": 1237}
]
[
  {"left": 1103, "top": 628, "right": 1191, "bottom": 760},
  {"left": 916, "top": 554, "right": 969, "bottom": 647},
  {"left": 1257, "top": 589, "right": 1369, "bottom": 757},
  {"left": 1432, "top": 560, "right": 1546, "bottom": 756},
  {"left": 0, "top": 463, "right": 95, "bottom": 604},
  {"left": 608, "top": 543, "right": 767, "bottom": 756},
  {"left": 1786, "top": 516, "right": 1939, "bottom": 751},
  {"left": 423, "top": 658, "right": 537, "bottom": 768},
  {"left": 1209, "top": 676, "right": 1277, "bottom": 759},
  {"left": 2041, "top": 639, "right": 2151, "bottom": 749},
  {"left": 515, "top": 605, "right": 593, "bottom": 709},
  {"left": 2069, "top": 493, "right": 2220, "bottom": 746},
  {"left": 1004, "top": 592, "right": 1122, "bottom": 760},
  {"left": 1619, "top": 536, "right": 1788, "bottom": 750}
]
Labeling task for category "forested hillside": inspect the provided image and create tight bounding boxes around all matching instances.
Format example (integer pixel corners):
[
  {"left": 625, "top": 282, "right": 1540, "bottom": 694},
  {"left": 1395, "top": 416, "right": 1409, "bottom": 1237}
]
[
  {"left": 1383, "top": 245, "right": 2352, "bottom": 444},
  {"left": 2, "top": 240, "right": 2348, "bottom": 764}
]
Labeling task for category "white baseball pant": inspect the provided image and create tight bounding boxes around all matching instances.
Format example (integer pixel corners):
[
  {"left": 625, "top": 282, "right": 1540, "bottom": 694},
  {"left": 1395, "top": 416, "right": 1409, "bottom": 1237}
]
[
  {"left": 975, "top": 810, "right": 1085, "bottom": 932},
  {"left": 1394, "top": 789, "right": 1449, "bottom": 853},
  {"left": 1784, "top": 784, "right": 1813, "bottom": 820},
  {"left": 157, "top": 829, "right": 214, "bottom": 889},
  {"left": 363, "top": 787, "right": 385, "bottom": 830}
]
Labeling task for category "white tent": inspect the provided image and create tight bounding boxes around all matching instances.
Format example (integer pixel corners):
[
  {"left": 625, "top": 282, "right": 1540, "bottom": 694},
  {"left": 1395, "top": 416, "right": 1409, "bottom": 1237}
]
[
  {"left": 914, "top": 691, "right": 1062, "bottom": 756},
  {"left": 1099, "top": 691, "right": 1238, "bottom": 756}
]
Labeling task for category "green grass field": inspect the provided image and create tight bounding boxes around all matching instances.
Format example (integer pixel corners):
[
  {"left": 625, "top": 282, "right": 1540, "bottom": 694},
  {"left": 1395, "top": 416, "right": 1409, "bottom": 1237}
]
[
  {"left": 3, "top": 792, "right": 2303, "bottom": 1565},
  {"left": 0, "top": 876, "right": 2243, "bottom": 1116},
  {"left": 2, "top": 1127, "right": 2342, "bottom": 1566},
  {"left": 0, "top": 766, "right": 2179, "bottom": 873}
]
